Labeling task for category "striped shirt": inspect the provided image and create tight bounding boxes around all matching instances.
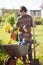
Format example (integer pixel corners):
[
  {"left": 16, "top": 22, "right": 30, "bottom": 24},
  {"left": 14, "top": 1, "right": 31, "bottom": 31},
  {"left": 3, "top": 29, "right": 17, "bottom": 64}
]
[{"left": 22, "top": 32, "right": 32, "bottom": 42}]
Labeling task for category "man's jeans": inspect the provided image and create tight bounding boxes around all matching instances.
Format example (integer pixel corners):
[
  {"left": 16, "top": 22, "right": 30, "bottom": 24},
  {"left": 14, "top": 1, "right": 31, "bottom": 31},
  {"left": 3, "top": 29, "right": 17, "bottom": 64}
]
[
  {"left": 18, "top": 34, "right": 22, "bottom": 44},
  {"left": 18, "top": 34, "right": 27, "bottom": 45}
]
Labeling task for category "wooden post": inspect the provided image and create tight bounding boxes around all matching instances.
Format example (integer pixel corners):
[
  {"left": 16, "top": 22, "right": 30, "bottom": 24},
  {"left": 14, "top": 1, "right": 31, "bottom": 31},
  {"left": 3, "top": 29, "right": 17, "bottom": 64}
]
[{"left": 31, "top": 13, "right": 36, "bottom": 59}]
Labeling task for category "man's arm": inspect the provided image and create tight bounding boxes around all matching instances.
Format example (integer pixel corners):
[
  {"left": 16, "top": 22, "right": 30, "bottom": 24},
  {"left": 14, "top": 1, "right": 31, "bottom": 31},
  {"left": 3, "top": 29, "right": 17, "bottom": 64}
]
[
  {"left": 14, "top": 18, "right": 20, "bottom": 31},
  {"left": 16, "top": 18, "right": 20, "bottom": 27},
  {"left": 31, "top": 16, "right": 36, "bottom": 27}
]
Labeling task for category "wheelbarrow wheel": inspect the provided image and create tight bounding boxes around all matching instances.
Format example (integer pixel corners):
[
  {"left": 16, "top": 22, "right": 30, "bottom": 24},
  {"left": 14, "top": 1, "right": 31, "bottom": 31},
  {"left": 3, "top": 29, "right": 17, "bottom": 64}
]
[{"left": 3, "top": 56, "right": 16, "bottom": 65}]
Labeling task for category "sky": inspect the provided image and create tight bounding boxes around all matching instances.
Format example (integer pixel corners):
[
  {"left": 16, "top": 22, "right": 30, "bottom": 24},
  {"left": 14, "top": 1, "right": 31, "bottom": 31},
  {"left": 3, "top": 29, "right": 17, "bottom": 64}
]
[{"left": 0, "top": 0, "right": 43, "bottom": 10}]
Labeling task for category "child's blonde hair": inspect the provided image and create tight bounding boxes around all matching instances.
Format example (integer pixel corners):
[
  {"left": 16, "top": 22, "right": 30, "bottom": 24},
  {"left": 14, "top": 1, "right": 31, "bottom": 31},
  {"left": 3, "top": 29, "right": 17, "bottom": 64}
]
[{"left": 23, "top": 25, "right": 30, "bottom": 29}]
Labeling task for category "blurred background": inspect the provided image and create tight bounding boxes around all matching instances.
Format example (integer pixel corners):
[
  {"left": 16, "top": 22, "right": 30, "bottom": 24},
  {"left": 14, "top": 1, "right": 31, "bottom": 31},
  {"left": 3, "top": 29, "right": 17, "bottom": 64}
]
[{"left": 0, "top": 0, "right": 43, "bottom": 65}]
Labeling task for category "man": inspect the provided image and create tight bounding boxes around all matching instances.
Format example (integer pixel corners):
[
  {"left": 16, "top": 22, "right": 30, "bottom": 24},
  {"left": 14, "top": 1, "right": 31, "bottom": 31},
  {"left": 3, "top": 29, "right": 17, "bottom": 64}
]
[{"left": 16, "top": 6, "right": 33, "bottom": 64}]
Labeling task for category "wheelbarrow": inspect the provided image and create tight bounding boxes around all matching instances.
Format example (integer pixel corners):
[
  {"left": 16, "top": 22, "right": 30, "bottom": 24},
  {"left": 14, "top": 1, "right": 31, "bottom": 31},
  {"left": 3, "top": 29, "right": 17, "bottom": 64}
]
[
  {"left": 1, "top": 44, "right": 29, "bottom": 65},
  {"left": 0, "top": 43, "right": 39, "bottom": 65}
]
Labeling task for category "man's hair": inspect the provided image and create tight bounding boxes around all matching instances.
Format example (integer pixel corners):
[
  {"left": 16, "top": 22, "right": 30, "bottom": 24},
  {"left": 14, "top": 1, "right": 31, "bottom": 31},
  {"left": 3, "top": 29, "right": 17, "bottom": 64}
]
[{"left": 20, "top": 6, "right": 27, "bottom": 12}]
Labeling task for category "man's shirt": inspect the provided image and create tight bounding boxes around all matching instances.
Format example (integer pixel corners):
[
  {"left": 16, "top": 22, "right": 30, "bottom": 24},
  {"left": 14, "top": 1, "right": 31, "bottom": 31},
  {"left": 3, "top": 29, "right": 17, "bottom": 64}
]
[{"left": 16, "top": 14, "right": 33, "bottom": 41}]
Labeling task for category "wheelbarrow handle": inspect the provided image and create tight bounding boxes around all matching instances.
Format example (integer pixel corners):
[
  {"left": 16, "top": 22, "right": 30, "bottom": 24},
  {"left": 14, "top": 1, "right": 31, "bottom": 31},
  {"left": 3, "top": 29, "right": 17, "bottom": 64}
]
[{"left": 29, "top": 44, "right": 39, "bottom": 53}]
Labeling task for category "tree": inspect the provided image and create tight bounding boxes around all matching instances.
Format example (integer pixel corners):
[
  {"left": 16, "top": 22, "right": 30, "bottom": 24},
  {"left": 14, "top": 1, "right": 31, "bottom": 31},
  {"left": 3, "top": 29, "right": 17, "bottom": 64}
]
[
  {"left": 3, "top": 11, "right": 17, "bottom": 27},
  {"left": 8, "top": 16, "right": 15, "bottom": 27}
]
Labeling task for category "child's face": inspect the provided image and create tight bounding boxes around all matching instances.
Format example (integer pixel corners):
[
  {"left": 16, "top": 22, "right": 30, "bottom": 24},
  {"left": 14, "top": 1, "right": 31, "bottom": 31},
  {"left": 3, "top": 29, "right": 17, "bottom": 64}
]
[{"left": 24, "top": 27, "right": 29, "bottom": 32}]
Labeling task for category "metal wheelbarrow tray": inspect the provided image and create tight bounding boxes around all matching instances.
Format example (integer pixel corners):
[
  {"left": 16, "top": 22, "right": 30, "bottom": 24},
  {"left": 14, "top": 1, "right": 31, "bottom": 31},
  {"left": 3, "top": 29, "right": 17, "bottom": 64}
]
[{"left": 1, "top": 44, "right": 29, "bottom": 57}]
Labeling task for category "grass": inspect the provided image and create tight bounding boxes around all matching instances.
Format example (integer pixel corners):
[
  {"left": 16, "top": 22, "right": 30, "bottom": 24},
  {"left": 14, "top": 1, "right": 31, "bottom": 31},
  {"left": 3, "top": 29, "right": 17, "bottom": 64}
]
[
  {"left": 34, "top": 25, "right": 43, "bottom": 65},
  {"left": 0, "top": 25, "right": 43, "bottom": 65}
]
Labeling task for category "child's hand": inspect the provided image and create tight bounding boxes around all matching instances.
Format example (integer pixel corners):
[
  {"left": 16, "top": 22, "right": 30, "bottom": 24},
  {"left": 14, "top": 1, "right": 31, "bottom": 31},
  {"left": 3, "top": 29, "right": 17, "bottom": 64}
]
[
  {"left": 23, "top": 39, "right": 25, "bottom": 41},
  {"left": 27, "top": 43, "right": 29, "bottom": 46}
]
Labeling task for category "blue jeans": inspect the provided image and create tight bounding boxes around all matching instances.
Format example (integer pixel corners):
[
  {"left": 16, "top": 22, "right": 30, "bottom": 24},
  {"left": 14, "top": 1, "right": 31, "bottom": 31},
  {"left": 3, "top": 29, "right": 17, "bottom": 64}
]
[
  {"left": 18, "top": 34, "right": 27, "bottom": 45},
  {"left": 19, "top": 41, "right": 28, "bottom": 45},
  {"left": 18, "top": 34, "right": 22, "bottom": 44}
]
